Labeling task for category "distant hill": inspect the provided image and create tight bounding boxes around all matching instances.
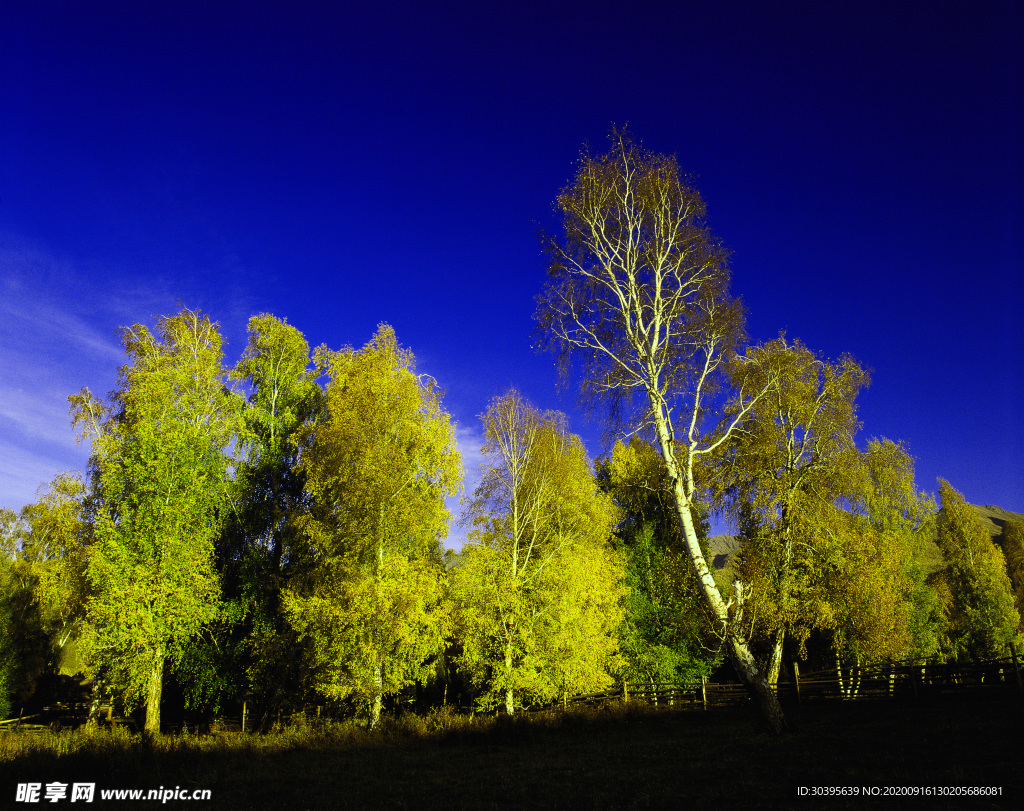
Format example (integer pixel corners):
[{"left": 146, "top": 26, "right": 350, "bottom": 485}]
[
  {"left": 707, "top": 533, "right": 741, "bottom": 590},
  {"left": 970, "top": 504, "right": 1024, "bottom": 546}
]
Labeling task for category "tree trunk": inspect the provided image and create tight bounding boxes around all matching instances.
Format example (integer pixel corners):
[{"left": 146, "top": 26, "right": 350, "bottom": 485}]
[
  {"left": 651, "top": 416, "right": 787, "bottom": 733},
  {"left": 504, "top": 642, "right": 515, "bottom": 714},
  {"left": 144, "top": 651, "right": 163, "bottom": 736},
  {"left": 729, "top": 635, "right": 787, "bottom": 732},
  {"left": 767, "top": 628, "right": 785, "bottom": 685},
  {"left": 86, "top": 672, "right": 105, "bottom": 728},
  {"left": 369, "top": 665, "right": 383, "bottom": 729}
]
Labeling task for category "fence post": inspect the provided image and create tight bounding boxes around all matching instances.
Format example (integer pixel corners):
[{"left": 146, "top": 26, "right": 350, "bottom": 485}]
[
  {"left": 241, "top": 701, "right": 247, "bottom": 734},
  {"left": 701, "top": 675, "right": 707, "bottom": 711},
  {"left": 622, "top": 681, "right": 629, "bottom": 703},
  {"left": 792, "top": 661, "right": 801, "bottom": 705},
  {"left": 908, "top": 664, "right": 918, "bottom": 700},
  {"left": 1010, "top": 643, "right": 1023, "bottom": 694}
]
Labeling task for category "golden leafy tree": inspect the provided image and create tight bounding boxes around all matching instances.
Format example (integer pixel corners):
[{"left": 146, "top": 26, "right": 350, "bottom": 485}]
[
  {"left": 69, "top": 309, "right": 242, "bottom": 734},
  {"left": 935, "top": 480, "right": 1019, "bottom": 660},
  {"left": 1001, "top": 519, "right": 1024, "bottom": 634},
  {"left": 451, "top": 391, "right": 624, "bottom": 713},
  {"left": 718, "top": 337, "right": 869, "bottom": 681},
  {"left": 283, "top": 325, "right": 459, "bottom": 727}
]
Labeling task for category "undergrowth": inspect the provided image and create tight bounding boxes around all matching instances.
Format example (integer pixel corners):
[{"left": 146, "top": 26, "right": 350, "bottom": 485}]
[{"left": 0, "top": 701, "right": 657, "bottom": 764}]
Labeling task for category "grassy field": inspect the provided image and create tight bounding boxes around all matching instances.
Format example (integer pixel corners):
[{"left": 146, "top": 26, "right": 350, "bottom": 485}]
[{"left": 1, "top": 696, "right": 1021, "bottom": 809}]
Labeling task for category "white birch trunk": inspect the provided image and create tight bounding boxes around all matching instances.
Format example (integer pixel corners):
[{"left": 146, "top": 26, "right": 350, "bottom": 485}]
[
  {"left": 651, "top": 407, "right": 786, "bottom": 732},
  {"left": 144, "top": 650, "right": 163, "bottom": 736},
  {"left": 370, "top": 665, "right": 383, "bottom": 729}
]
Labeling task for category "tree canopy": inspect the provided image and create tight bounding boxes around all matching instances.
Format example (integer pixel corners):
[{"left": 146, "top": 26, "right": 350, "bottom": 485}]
[{"left": 535, "top": 128, "right": 786, "bottom": 731}]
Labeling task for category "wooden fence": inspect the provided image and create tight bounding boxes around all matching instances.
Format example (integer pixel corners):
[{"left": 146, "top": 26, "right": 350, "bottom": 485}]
[{"left": 559, "top": 655, "right": 1024, "bottom": 712}]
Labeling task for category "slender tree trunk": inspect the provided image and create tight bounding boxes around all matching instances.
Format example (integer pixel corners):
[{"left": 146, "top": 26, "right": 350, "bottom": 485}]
[
  {"left": 836, "top": 651, "right": 847, "bottom": 698},
  {"left": 767, "top": 628, "right": 785, "bottom": 685},
  {"left": 504, "top": 641, "right": 515, "bottom": 714},
  {"left": 86, "top": 672, "right": 105, "bottom": 728},
  {"left": 370, "top": 665, "right": 383, "bottom": 729},
  {"left": 144, "top": 651, "right": 163, "bottom": 735}
]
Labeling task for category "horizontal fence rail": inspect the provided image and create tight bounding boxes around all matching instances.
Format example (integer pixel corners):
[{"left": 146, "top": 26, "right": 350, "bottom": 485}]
[{"left": 614, "top": 656, "right": 1024, "bottom": 711}]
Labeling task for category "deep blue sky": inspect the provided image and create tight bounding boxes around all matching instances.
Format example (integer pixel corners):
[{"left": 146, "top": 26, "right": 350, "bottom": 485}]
[{"left": 2, "top": 1, "right": 1021, "bottom": 543}]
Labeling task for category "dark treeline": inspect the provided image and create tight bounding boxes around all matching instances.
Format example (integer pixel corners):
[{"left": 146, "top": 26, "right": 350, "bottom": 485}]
[{"left": 2, "top": 131, "right": 1022, "bottom": 735}]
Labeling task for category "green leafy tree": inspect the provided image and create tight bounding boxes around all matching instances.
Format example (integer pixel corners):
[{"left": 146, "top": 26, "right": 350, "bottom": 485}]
[
  {"left": 0, "top": 474, "right": 91, "bottom": 719},
  {"left": 935, "top": 480, "right": 1019, "bottom": 660},
  {"left": 0, "top": 508, "right": 22, "bottom": 719},
  {"left": 70, "top": 308, "right": 242, "bottom": 734},
  {"left": 598, "top": 438, "right": 719, "bottom": 686},
  {"left": 17, "top": 473, "right": 91, "bottom": 665},
  {"left": 178, "top": 314, "right": 322, "bottom": 720},
  {"left": 1001, "top": 519, "right": 1024, "bottom": 634},
  {"left": 451, "top": 391, "right": 625, "bottom": 713},
  {"left": 282, "top": 325, "right": 459, "bottom": 727}
]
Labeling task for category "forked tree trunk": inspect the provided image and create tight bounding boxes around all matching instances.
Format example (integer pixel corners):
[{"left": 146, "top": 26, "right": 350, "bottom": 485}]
[
  {"left": 653, "top": 421, "right": 787, "bottom": 734},
  {"left": 144, "top": 651, "right": 164, "bottom": 736}
]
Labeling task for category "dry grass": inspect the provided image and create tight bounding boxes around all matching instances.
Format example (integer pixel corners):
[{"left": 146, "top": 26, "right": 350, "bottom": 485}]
[{"left": 2, "top": 698, "right": 1022, "bottom": 809}]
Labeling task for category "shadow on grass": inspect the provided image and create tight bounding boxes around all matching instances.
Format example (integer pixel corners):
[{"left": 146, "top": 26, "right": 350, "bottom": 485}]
[{"left": 2, "top": 697, "right": 1022, "bottom": 809}]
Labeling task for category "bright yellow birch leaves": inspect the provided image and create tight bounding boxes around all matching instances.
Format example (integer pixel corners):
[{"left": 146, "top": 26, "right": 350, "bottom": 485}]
[{"left": 282, "top": 326, "right": 459, "bottom": 724}]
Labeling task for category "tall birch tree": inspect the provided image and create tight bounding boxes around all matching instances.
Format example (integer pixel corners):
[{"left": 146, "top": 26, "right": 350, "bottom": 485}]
[
  {"left": 69, "top": 309, "right": 241, "bottom": 734},
  {"left": 535, "top": 129, "right": 786, "bottom": 730},
  {"left": 178, "top": 314, "right": 323, "bottom": 719},
  {"left": 451, "top": 391, "right": 624, "bottom": 713}
]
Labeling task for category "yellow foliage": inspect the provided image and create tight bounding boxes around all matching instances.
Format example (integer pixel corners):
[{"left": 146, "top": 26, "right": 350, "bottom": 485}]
[
  {"left": 288, "top": 325, "right": 459, "bottom": 713},
  {"left": 452, "top": 391, "right": 625, "bottom": 711}
]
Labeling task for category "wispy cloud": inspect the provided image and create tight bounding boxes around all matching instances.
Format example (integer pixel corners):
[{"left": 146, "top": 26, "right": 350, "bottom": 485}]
[
  {"left": 0, "top": 240, "right": 173, "bottom": 510},
  {"left": 0, "top": 386, "right": 82, "bottom": 450},
  {"left": 443, "top": 422, "right": 488, "bottom": 550},
  {"left": 0, "top": 440, "right": 88, "bottom": 512}
]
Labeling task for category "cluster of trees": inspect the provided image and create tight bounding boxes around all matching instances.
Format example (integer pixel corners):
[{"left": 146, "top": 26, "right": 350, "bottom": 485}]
[
  {"left": 3, "top": 130, "right": 1021, "bottom": 735},
  {"left": 533, "top": 127, "right": 1021, "bottom": 731},
  {"left": 0, "top": 313, "right": 635, "bottom": 732}
]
